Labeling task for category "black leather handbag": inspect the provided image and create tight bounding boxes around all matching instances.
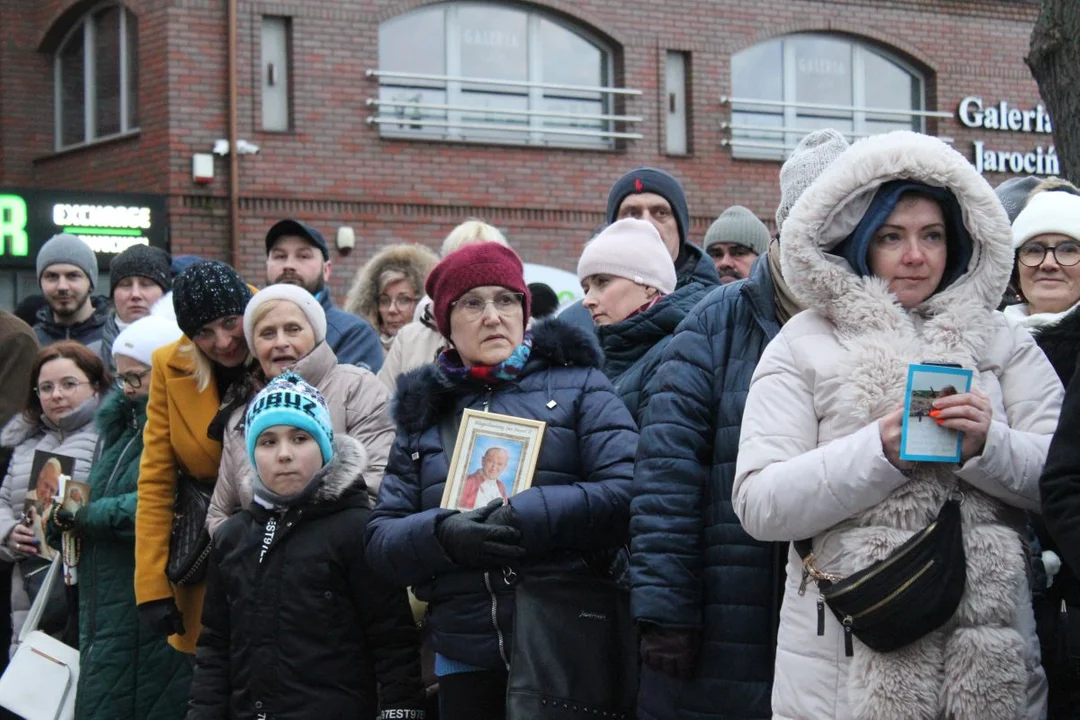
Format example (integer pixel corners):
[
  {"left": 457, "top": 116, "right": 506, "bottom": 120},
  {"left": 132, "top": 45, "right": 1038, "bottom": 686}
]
[
  {"left": 795, "top": 492, "right": 967, "bottom": 657},
  {"left": 166, "top": 473, "right": 213, "bottom": 586},
  {"left": 506, "top": 572, "right": 638, "bottom": 720}
]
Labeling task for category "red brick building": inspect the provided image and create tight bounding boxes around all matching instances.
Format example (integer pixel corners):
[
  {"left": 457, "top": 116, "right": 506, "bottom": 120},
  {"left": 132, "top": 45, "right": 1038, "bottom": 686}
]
[{"left": 0, "top": 0, "right": 1048, "bottom": 308}]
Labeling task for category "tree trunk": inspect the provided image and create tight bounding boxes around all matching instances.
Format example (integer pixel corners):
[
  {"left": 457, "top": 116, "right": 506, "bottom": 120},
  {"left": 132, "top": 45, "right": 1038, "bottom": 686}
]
[{"left": 1027, "top": 0, "right": 1080, "bottom": 185}]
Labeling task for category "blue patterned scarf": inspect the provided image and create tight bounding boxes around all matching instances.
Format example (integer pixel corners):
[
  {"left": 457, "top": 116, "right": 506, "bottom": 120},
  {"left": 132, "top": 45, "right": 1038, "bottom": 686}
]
[{"left": 438, "top": 332, "right": 533, "bottom": 385}]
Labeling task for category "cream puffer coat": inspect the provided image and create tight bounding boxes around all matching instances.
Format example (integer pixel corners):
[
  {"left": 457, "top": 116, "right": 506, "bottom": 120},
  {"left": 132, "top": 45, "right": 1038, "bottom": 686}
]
[
  {"left": 733, "top": 131, "right": 1063, "bottom": 720},
  {"left": 206, "top": 341, "right": 394, "bottom": 536}
]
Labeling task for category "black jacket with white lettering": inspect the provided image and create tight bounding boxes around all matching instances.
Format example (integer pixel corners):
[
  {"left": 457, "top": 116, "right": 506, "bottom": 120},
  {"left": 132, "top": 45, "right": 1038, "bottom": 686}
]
[{"left": 187, "top": 435, "right": 424, "bottom": 720}]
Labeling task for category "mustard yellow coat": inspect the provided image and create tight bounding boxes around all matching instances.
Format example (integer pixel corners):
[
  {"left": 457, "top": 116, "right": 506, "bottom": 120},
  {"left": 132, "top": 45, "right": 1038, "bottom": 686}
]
[{"left": 134, "top": 338, "right": 224, "bottom": 654}]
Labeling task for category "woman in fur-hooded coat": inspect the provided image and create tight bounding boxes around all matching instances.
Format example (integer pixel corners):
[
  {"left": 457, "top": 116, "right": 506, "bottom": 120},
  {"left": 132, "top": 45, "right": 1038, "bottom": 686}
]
[
  {"left": 344, "top": 244, "right": 439, "bottom": 356},
  {"left": 732, "top": 131, "right": 1063, "bottom": 720}
]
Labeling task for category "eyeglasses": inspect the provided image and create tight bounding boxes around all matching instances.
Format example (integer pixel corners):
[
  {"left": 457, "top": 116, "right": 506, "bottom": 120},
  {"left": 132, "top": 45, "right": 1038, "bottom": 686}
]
[
  {"left": 115, "top": 369, "right": 152, "bottom": 389},
  {"left": 377, "top": 294, "right": 419, "bottom": 310},
  {"left": 1018, "top": 241, "right": 1080, "bottom": 267},
  {"left": 34, "top": 379, "right": 92, "bottom": 397},
  {"left": 451, "top": 292, "right": 525, "bottom": 319}
]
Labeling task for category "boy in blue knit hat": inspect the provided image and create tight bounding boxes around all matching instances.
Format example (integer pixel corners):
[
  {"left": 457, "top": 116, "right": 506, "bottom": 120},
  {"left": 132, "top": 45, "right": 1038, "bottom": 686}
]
[{"left": 189, "top": 372, "right": 425, "bottom": 719}]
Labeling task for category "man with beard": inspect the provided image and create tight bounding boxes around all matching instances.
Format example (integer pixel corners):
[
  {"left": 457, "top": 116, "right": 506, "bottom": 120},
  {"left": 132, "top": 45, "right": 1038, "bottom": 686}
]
[
  {"left": 99, "top": 244, "right": 172, "bottom": 372},
  {"left": 33, "top": 233, "right": 109, "bottom": 355},
  {"left": 265, "top": 219, "right": 382, "bottom": 371},
  {"left": 703, "top": 205, "right": 771, "bottom": 284}
]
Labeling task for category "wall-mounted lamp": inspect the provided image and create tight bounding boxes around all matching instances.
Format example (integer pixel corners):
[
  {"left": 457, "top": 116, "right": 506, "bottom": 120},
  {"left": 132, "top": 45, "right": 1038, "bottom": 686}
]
[{"left": 336, "top": 226, "right": 356, "bottom": 256}]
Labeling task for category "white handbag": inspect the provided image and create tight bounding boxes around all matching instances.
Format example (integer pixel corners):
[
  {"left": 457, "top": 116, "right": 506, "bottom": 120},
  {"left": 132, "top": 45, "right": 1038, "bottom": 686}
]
[{"left": 0, "top": 555, "right": 78, "bottom": 720}]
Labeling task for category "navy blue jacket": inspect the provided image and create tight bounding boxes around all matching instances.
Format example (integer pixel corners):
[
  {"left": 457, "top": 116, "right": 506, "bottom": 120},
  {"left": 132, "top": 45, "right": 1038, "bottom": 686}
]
[
  {"left": 316, "top": 288, "right": 383, "bottom": 372},
  {"left": 561, "top": 243, "right": 719, "bottom": 333},
  {"left": 365, "top": 320, "right": 638, "bottom": 671},
  {"left": 598, "top": 281, "right": 711, "bottom": 425},
  {"left": 630, "top": 256, "right": 784, "bottom": 720}
]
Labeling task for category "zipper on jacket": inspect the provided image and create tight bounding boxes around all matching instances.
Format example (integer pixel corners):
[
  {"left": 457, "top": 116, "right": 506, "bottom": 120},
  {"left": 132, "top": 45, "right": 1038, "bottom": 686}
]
[
  {"left": 816, "top": 595, "right": 825, "bottom": 636},
  {"left": 824, "top": 520, "right": 939, "bottom": 599},
  {"left": 484, "top": 571, "right": 510, "bottom": 669}
]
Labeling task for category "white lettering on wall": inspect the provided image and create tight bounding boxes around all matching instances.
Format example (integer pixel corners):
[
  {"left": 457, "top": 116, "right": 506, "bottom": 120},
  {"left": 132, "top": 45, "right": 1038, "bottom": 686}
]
[
  {"left": 51, "top": 204, "right": 152, "bottom": 230},
  {"left": 973, "top": 140, "right": 1059, "bottom": 176},
  {"left": 957, "top": 97, "right": 1052, "bottom": 134}
]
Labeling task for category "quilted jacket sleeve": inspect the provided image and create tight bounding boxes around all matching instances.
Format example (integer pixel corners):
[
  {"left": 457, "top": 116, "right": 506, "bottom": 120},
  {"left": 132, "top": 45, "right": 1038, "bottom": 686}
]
[
  {"left": 364, "top": 436, "right": 458, "bottom": 588},
  {"left": 206, "top": 436, "right": 241, "bottom": 539},
  {"left": 509, "top": 368, "right": 637, "bottom": 556},
  {"left": 1041, "top": 360, "right": 1080, "bottom": 572},
  {"left": 344, "top": 371, "right": 395, "bottom": 504},
  {"left": 188, "top": 542, "right": 231, "bottom": 717},
  {"left": 733, "top": 331, "right": 911, "bottom": 542},
  {"left": 628, "top": 308, "right": 713, "bottom": 628}
]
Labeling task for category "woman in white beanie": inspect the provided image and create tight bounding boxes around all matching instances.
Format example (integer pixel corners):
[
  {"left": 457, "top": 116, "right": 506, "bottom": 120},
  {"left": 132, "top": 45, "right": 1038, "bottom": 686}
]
[
  {"left": 205, "top": 284, "right": 394, "bottom": 536},
  {"left": 578, "top": 218, "right": 710, "bottom": 423},
  {"left": 46, "top": 316, "right": 193, "bottom": 719}
]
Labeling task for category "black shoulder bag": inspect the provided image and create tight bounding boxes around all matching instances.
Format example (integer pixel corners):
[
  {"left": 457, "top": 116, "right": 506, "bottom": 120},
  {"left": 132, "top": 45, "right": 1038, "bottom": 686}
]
[
  {"left": 793, "top": 490, "right": 967, "bottom": 657},
  {"left": 165, "top": 470, "right": 213, "bottom": 586}
]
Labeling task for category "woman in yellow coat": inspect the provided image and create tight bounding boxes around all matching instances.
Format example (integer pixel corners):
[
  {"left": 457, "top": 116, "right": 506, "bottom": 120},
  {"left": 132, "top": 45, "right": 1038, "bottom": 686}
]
[{"left": 134, "top": 261, "right": 254, "bottom": 654}]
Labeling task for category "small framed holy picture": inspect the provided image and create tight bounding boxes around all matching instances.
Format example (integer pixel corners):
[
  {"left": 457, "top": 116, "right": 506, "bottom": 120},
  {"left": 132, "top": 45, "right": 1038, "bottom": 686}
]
[{"left": 440, "top": 409, "right": 547, "bottom": 511}]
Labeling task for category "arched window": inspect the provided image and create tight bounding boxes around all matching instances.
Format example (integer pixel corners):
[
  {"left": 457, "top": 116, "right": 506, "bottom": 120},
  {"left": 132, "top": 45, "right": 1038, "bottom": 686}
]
[
  {"left": 728, "top": 35, "right": 926, "bottom": 159},
  {"left": 372, "top": 2, "right": 635, "bottom": 148},
  {"left": 55, "top": 4, "right": 139, "bottom": 150}
]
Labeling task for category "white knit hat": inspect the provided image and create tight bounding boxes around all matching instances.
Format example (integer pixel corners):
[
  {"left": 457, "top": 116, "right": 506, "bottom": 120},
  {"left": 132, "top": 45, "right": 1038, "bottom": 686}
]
[
  {"left": 776, "top": 129, "right": 851, "bottom": 233},
  {"left": 577, "top": 218, "right": 677, "bottom": 295},
  {"left": 243, "top": 284, "right": 327, "bottom": 350},
  {"left": 1011, "top": 190, "right": 1080, "bottom": 250},
  {"left": 112, "top": 316, "right": 184, "bottom": 366}
]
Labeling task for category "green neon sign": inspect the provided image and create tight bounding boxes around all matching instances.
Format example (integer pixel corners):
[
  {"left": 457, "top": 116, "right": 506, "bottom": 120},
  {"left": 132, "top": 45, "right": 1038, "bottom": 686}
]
[{"left": 0, "top": 195, "right": 29, "bottom": 257}]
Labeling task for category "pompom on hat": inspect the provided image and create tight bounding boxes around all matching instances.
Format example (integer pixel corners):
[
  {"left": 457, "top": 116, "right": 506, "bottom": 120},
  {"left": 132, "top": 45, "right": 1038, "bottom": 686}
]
[
  {"left": 425, "top": 243, "right": 530, "bottom": 339},
  {"left": 245, "top": 371, "right": 334, "bottom": 472},
  {"left": 577, "top": 218, "right": 676, "bottom": 294},
  {"left": 111, "top": 316, "right": 184, "bottom": 366}
]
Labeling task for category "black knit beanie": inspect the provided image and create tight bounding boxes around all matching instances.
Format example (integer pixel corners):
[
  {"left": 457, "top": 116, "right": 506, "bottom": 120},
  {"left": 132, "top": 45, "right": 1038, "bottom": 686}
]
[
  {"left": 172, "top": 260, "right": 253, "bottom": 339},
  {"left": 605, "top": 167, "right": 690, "bottom": 246},
  {"left": 109, "top": 245, "right": 172, "bottom": 296}
]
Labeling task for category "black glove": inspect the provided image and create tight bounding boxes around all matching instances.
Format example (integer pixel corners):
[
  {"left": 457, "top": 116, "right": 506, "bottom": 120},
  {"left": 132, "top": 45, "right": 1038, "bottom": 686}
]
[
  {"left": 138, "top": 598, "right": 186, "bottom": 637},
  {"left": 483, "top": 500, "right": 517, "bottom": 529},
  {"left": 640, "top": 625, "right": 700, "bottom": 681},
  {"left": 435, "top": 499, "right": 525, "bottom": 568}
]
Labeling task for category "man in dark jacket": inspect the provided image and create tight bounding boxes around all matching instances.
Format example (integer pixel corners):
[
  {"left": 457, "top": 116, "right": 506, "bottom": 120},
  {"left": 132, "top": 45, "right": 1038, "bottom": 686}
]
[
  {"left": 265, "top": 219, "right": 384, "bottom": 371},
  {"left": 629, "top": 129, "right": 849, "bottom": 720},
  {"left": 99, "top": 244, "right": 172, "bottom": 372},
  {"left": 559, "top": 167, "right": 719, "bottom": 332},
  {"left": 33, "top": 232, "right": 109, "bottom": 354},
  {"left": 189, "top": 372, "right": 423, "bottom": 719}
]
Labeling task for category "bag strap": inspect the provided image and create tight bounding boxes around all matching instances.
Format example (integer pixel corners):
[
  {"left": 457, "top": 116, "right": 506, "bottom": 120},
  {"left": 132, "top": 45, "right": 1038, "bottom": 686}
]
[{"left": 19, "top": 555, "right": 62, "bottom": 643}]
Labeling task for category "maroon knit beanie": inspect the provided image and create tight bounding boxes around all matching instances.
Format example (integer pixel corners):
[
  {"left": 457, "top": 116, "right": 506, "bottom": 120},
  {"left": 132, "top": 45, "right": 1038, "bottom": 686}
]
[{"left": 426, "top": 243, "right": 530, "bottom": 339}]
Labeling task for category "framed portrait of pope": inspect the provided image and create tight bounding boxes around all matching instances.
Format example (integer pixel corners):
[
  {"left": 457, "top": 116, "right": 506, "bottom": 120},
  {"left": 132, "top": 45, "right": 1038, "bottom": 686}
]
[{"left": 441, "top": 409, "right": 546, "bottom": 511}]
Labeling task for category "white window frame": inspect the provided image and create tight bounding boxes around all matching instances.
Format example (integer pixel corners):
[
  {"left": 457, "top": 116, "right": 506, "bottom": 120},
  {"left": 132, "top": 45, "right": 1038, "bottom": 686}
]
[
  {"left": 369, "top": 2, "right": 640, "bottom": 149},
  {"left": 54, "top": 2, "right": 139, "bottom": 151},
  {"left": 725, "top": 34, "right": 942, "bottom": 160}
]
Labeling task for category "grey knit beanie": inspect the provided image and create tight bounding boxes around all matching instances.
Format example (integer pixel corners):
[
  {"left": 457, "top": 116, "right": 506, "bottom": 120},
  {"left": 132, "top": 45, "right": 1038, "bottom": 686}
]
[
  {"left": 704, "top": 206, "right": 771, "bottom": 256},
  {"left": 36, "top": 233, "right": 98, "bottom": 290},
  {"left": 776, "top": 129, "right": 851, "bottom": 233},
  {"left": 994, "top": 176, "right": 1042, "bottom": 224}
]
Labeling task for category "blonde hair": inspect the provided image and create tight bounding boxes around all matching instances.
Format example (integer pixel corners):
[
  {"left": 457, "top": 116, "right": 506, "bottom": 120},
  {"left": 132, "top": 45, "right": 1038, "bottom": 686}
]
[
  {"left": 378, "top": 269, "right": 411, "bottom": 294},
  {"left": 1029, "top": 177, "right": 1080, "bottom": 200},
  {"left": 177, "top": 338, "right": 253, "bottom": 393},
  {"left": 441, "top": 220, "right": 509, "bottom": 257}
]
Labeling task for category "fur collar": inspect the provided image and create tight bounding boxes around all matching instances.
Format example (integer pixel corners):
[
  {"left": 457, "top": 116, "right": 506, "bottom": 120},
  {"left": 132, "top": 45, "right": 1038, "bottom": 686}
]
[
  {"left": 1, "top": 414, "right": 40, "bottom": 449},
  {"left": 343, "top": 244, "right": 439, "bottom": 329},
  {"left": 393, "top": 319, "right": 601, "bottom": 434},
  {"left": 781, "top": 132, "right": 1030, "bottom": 719},
  {"left": 96, "top": 390, "right": 147, "bottom": 446},
  {"left": 311, "top": 434, "right": 370, "bottom": 504}
]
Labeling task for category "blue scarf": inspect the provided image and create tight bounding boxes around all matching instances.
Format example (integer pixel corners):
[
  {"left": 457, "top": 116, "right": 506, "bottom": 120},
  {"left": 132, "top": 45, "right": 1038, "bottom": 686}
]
[{"left": 437, "top": 332, "right": 533, "bottom": 385}]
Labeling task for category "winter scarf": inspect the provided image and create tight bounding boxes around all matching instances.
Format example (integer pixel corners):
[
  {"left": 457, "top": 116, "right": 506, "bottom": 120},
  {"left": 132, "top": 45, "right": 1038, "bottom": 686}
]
[
  {"left": 768, "top": 238, "right": 805, "bottom": 325},
  {"left": 437, "top": 332, "right": 533, "bottom": 385},
  {"left": 781, "top": 131, "right": 1038, "bottom": 720},
  {"left": 1003, "top": 300, "right": 1080, "bottom": 330}
]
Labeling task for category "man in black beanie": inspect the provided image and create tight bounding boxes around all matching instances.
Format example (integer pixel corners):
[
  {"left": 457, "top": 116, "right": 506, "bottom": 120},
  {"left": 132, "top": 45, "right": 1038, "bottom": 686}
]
[
  {"left": 560, "top": 167, "right": 719, "bottom": 331},
  {"left": 100, "top": 244, "right": 172, "bottom": 371}
]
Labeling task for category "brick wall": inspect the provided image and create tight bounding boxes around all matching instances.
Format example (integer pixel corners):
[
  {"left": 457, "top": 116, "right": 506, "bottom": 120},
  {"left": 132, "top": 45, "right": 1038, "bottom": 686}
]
[{"left": 0, "top": 0, "right": 1045, "bottom": 302}]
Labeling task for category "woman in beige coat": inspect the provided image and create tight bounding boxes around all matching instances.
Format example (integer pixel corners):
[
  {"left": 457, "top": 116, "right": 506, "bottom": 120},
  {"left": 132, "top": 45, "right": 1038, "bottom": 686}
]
[
  {"left": 206, "top": 285, "right": 394, "bottom": 536},
  {"left": 733, "top": 132, "right": 1062, "bottom": 720}
]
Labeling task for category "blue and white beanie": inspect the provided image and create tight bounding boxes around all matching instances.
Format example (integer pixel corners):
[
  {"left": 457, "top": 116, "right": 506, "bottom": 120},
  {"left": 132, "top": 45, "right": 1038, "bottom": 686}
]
[{"left": 245, "top": 372, "right": 334, "bottom": 470}]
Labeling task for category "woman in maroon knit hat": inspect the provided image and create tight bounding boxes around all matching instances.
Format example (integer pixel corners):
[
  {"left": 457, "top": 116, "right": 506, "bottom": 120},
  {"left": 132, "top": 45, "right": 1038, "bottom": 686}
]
[{"left": 365, "top": 242, "right": 638, "bottom": 720}]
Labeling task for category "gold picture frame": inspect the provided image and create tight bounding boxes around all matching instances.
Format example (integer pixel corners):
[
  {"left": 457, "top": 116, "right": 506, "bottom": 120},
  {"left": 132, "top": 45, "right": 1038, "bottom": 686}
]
[{"left": 440, "top": 409, "right": 547, "bottom": 511}]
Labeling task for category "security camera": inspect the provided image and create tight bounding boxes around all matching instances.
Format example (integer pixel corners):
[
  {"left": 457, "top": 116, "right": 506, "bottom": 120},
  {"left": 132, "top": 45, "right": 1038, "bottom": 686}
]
[
  {"left": 212, "top": 139, "right": 230, "bottom": 156},
  {"left": 236, "top": 140, "right": 260, "bottom": 155},
  {"left": 337, "top": 226, "right": 356, "bottom": 257}
]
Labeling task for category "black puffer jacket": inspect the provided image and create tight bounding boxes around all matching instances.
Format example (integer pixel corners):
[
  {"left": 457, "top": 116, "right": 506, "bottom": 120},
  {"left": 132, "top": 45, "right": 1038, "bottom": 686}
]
[{"left": 188, "top": 435, "right": 424, "bottom": 720}]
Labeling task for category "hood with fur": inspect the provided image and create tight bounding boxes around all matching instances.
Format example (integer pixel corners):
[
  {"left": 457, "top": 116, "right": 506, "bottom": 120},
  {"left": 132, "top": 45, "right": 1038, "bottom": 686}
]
[
  {"left": 392, "top": 319, "right": 601, "bottom": 435},
  {"left": 344, "top": 244, "right": 439, "bottom": 331},
  {"left": 310, "top": 433, "right": 370, "bottom": 505}
]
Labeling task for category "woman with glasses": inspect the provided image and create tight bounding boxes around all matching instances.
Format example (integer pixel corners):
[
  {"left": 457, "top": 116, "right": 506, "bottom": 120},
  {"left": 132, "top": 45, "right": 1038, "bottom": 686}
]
[
  {"left": 0, "top": 341, "right": 109, "bottom": 654},
  {"left": 345, "top": 243, "right": 439, "bottom": 358},
  {"left": 205, "top": 284, "right": 394, "bottom": 535},
  {"left": 47, "top": 317, "right": 192, "bottom": 719},
  {"left": 366, "top": 243, "right": 638, "bottom": 720}
]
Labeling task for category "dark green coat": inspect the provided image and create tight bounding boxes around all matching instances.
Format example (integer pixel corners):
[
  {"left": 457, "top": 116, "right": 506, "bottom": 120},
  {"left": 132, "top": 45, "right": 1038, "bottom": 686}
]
[{"left": 75, "top": 390, "right": 191, "bottom": 720}]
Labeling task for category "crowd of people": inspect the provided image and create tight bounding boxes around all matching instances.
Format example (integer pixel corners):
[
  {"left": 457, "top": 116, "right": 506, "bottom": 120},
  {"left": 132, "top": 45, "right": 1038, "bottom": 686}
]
[{"left": 0, "top": 126, "right": 1076, "bottom": 720}]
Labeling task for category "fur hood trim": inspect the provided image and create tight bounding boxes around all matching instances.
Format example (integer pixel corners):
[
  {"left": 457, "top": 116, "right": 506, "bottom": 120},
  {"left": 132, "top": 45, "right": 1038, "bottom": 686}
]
[
  {"left": 96, "top": 390, "right": 147, "bottom": 446},
  {"left": 344, "top": 244, "right": 439, "bottom": 329},
  {"left": 311, "top": 434, "right": 370, "bottom": 504},
  {"left": 392, "top": 319, "right": 601, "bottom": 434},
  {"left": 781, "top": 131, "right": 1012, "bottom": 319}
]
